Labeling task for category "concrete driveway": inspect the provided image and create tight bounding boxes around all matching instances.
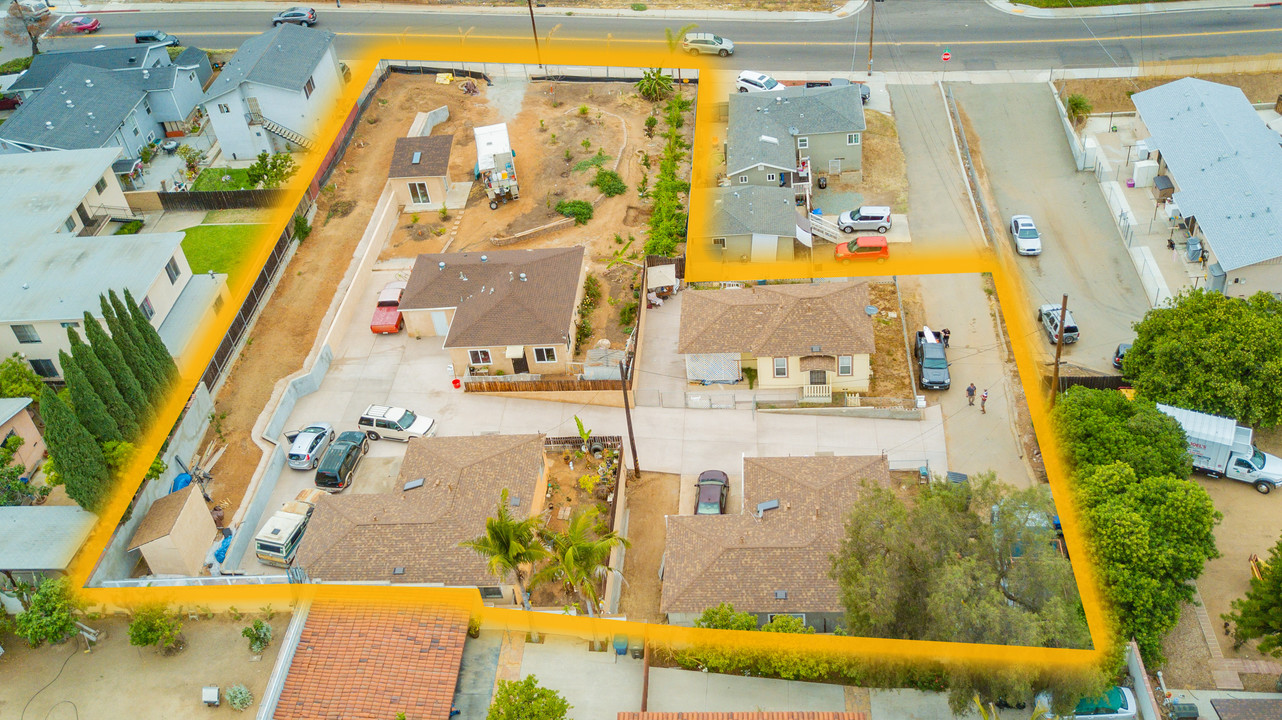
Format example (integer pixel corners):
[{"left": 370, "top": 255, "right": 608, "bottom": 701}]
[
  {"left": 648, "top": 667, "right": 846, "bottom": 712},
  {"left": 951, "top": 83, "right": 1151, "bottom": 373}
]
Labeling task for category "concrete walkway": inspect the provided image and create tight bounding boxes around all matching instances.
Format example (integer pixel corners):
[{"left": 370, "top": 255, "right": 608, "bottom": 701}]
[
  {"left": 647, "top": 667, "right": 847, "bottom": 713},
  {"left": 453, "top": 630, "right": 504, "bottom": 720},
  {"left": 986, "top": 0, "right": 1276, "bottom": 18}
]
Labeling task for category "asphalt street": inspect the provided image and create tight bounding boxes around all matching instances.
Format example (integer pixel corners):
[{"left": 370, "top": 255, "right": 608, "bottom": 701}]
[{"left": 30, "top": 0, "right": 1282, "bottom": 71}]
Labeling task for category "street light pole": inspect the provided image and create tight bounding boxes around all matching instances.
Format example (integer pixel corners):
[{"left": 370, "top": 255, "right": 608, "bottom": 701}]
[{"left": 526, "top": 0, "right": 544, "bottom": 69}]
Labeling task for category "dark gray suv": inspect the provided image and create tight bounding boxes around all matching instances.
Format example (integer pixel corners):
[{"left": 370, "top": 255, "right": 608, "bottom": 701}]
[{"left": 272, "top": 6, "right": 317, "bottom": 26}]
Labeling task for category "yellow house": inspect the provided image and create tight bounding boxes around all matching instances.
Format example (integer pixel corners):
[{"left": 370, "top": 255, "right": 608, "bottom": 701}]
[
  {"left": 399, "top": 248, "right": 587, "bottom": 378},
  {"left": 678, "top": 281, "right": 875, "bottom": 399}
]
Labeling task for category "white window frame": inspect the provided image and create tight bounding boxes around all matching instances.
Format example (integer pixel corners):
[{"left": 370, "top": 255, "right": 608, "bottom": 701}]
[
  {"left": 838, "top": 355, "right": 853, "bottom": 376},
  {"left": 469, "top": 349, "right": 492, "bottom": 365},
  {"left": 165, "top": 256, "right": 181, "bottom": 284},
  {"left": 712, "top": 237, "right": 726, "bottom": 248},
  {"left": 132, "top": 126, "right": 140, "bottom": 137},
  {"left": 64, "top": 216, "right": 76, "bottom": 232},
  {"left": 408, "top": 182, "right": 431, "bottom": 205},
  {"left": 533, "top": 347, "right": 557, "bottom": 363},
  {"left": 738, "top": 175, "right": 748, "bottom": 184},
  {"left": 796, "top": 137, "right": 809, "bottom": 149},
  {"left": 139, "top": 296, "right": 155, "bottom": 320},
  {"left": 218, "top": 103, "right": 230, "bottom": 114},
  {"left": 766, "top": 173, "right": 776, "bottom": 182},
  {"left": 94, "top": 177, "right": 108, "bottom": 194},
  {"left": 847, "top": 133, "right": 860, "bottom": 145},
  {"left": 773, "top": 357, "right": 787, "bottom": 378}
]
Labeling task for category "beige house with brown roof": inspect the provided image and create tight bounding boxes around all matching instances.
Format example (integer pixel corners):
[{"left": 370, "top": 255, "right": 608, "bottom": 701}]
[
  {"left": 293, "top": 434, "right": 548, "bottom": 602},
  {"left": 126, "top": 484, "right": 218, "bottom": 577},
  {"left": 387, "top": 134, "right": 457, "bottom": 212},
  {"left": 678, "top": 282, "right": 875, "bottom": 398},
  {"left": 400, "top": 248, "right": 587, "bottom": 379},
  {"left": 661, "top": 454, "right": 891, "bottom": 631}
]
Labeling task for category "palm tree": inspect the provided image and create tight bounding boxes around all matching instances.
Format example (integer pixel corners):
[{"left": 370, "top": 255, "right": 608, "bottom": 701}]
[
  {"left": 663, "top": 24, "right": 698, "bottom": 81},
  {"left": 534, "top": 506, "right": 630, "bottom": 617},
  {"left": 461, "top": 488, "right": 549, "bottom": 612}
]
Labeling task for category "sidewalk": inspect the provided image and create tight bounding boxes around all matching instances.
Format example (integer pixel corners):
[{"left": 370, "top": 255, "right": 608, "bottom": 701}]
[{"left": 986, "top": 0, "right": 1278, "bottom": 18}]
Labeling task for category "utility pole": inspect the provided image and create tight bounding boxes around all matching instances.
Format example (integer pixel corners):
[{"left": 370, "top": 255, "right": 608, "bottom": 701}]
[
  {"left": 619, "top": 360, "right": 641, "bottom": 475},
  {"left": 525, "top": 0, "right": 544, "bottom": 69},
  {"left": 867, "top": 0, "right": 880, "bottom": 77},
  {"left": 1048, "top": 293, "right": 1069, "bottom": 409}
]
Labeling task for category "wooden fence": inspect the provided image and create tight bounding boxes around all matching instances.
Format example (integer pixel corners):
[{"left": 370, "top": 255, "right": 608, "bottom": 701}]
[
  {"left": 543, "top": 435, "right": 623, "bottom": 452},
  {"left": 1044, "top": 373, "right": 1130, "bottom": 393},
  {"left": 463, "top": 378, "right": 627, "bottom": 393},
  {"left": 644, "top": 254, "right": 685, "bottom": 280},
  {"left": 158, "top": 189, "right": 284, "bottom": 212}
]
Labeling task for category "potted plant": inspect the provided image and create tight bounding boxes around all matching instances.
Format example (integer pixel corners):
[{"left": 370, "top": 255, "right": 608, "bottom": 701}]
[{"left": 574, "top": 415, "right": 591, "bottom": 452}]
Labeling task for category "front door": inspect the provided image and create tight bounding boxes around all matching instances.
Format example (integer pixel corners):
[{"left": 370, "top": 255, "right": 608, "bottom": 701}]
[
  {"left": 430, "top": 311, "right": 450, "bottom": 336},
  {"left": 809, "top": 370, "right": 826, "bottom": 385},
  {"left": 75, "top": 202, "right": 92, "bottom": 225},
  {"left": 512, "top": 355, "right": 529, "bottom": 375}
]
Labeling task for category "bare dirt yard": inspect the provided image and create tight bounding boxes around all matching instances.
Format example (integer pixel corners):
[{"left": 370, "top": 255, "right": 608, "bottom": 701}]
[
  {"left": 0, "top": 613, "right": 289, "bottom": 719},
  {"left": 1057, "top": 71, "right": 1282, "bottom": 113},
  {"left": 830, "top": 109, "right": 908, "bottom": 215},
  {"left": 867, "top": 281, "right": 914, "bottom": 399},
  {"left": 617, "top": 471, "right": 680, "bottom": 624}
]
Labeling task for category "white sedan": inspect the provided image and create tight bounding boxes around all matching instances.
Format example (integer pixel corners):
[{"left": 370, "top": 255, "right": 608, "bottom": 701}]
[{"left": 1009, "top": 215, "right": 1043, "bottom": 256}]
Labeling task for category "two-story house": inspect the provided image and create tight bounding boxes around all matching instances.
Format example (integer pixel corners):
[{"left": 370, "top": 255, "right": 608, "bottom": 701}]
[
  {"left": 726, "top": 84, "right": 867, "bottom": 188},
  {"left": 201, "top": 24, "right": 344, "bottom": 160}
]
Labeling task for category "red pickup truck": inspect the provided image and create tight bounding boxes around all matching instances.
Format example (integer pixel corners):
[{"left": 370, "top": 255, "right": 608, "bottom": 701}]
[{"left": 370, "top": 280, "right": 407, "bottom": 334}]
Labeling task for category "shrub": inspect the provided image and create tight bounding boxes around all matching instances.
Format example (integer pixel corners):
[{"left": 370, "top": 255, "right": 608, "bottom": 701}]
[
  {"left": 555, "top": 200, "right": 593, "bottom": 225},
  {"left": 580, "top": 137, "right": 592, "bottom": 151},
  {"left": 618, "top": 301, "right": 638, "bottom": 327},
  {"left": 575, "top": 319, "right": 593, "bottom": 349},
  {"left": 636, "top": 67, "right": 673, "bottom": 102},
  {"left": 1065, "top": 93, "right": 1093, "bottom": 126},
  {"left": 631, "top": 2, "right": 647, "bottom": 10},
  {"left": 242, "top": 618, "right": 273, "bottom": 654},
  {"left": 439, "top": 204, "right": 450, "bottom": 221},
  {"left": 139, "top": 146, "right": 155, "bottom": 164},
  {"left": 14, "top": 577, "right": 81, "bottom": 647},
  {"left": 571, "top": 153, "right": 610, "bottom": 173},
  {"left": 578, "top": 104, "right": 589, "bottom": 116},
  {"left": 583, "top": 273, "right": 602, "bottom": 307},
  {"left": 129, "top": 603, "right": 184, "bottom": 653},
  {"left": 114, "top": 220, "right": 143, "bottom": 235},
  {"left": 325, "top": 199, "right": 356, "bottom": 222},
  {"left": 591, "top": 169, "right": 627, "bottom": 197},
  {"left": 292, "top": 214, "right": 311, "bottom": 242},
  {"left": 226, "top": 684, "right": 254, "bottom": 711},
  {"left": 0, "top": 56, "right": 34, "bottom": 75},
  {"left": 644, "top": 115, "right": 658, "bottom": 137}
]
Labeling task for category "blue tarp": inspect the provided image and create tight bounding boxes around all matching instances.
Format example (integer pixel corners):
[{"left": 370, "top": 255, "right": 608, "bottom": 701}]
[
  {"left": 171, "top": 473, "right": 193, "bottom": 493},
  {"left": 213, "top": 535, "right": 232, "bottom": 563}
]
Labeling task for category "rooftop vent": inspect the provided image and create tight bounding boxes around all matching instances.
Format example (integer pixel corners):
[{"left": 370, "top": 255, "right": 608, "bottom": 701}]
[
  {"left": 142, "top": 70, "right": 150, "bottom": 79},
  {"left": 519, "top": 273, "right": 527, "bottom": 282},
  {"left": 756, "top": 499, "right": 780, "bottom": 517},
  {"left": 392, "top": 567, "right": 405, "bottom": 576},
  {"left": 759, "top": 135, "right": 778, "bottom": 145},
  {"left": 788, "top": 126, "right": 799, "bottom": 136},
  {"left": 774, "top": 590, "right": 788, "bottom": 600},
  {"left": 403, "top": 478, "right": 425, "bottom": 491},
  {"left": 85, "top": 79, "right": 93, "bottom": 88},
  {"left": 438, "top": 261, "right": 446, "bottom": 270},
  {"left": 44, "top": 121, "right": 53, "bottom": 130},
  {"left": 65, "top": 100, "right": 74, "bottom": 108},
  {"left": 509, "top": 495, "right": 521, "bottom": 507},
  {"left": 480, "top": 255, "right": 488, "bottom": 262},
  {"left": 411, "top": 151, "right": 421, "bottom": 164}
]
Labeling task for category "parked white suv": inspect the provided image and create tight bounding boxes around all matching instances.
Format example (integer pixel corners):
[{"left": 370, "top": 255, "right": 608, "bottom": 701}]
[
  {"left": 682, "top": 32, "right": 733, "bottom": 57},
  {"left": 736, "top": 71, "right": 780, "bottom": 93},
  {"left": 838, "top": 206, "right": 892, "bottom": 234},
  {"left": 1037, "top": 303, "right": 1080, "bottom": 344},
  {"left": 358, "top": 405, "right": 436, "bottom": 441}
]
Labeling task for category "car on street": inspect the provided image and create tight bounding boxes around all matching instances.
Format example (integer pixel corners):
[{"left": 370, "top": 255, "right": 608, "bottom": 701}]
[
  {"left": 834, "top": 235, "right": 888, "bottom": 264},
  {"left": 272, "top": 6, "right": 317, "bottom": 26},
  {"left": 287, "top": 422, "right": 335, "bottom": 470},
  {"left": 135, "top": 30, "right": 179, "bottom": 46},
  {"left": 695, "top": 470, "right": 730, "bottom": 515},
  {"left": 1037, "top": 303, "right": 1080, "bottom": 344},
  {"left": 358, "top": 404, "right": 436, "bottom": 442},
  {"left": 1035, "top": 686, "right": 1137, "bottom": 720},
  {"left": 1113, "top": 342, "right": 1131, "bottom": 370},
  {"left": 736, "top": 71, "right": 780, "bottom": 93},
  {"left": 14, "top": 0, "right": 53, "bottom": 20},
  {"left": 62, "top": 15, "right": 100, "bottom": 33},
  {"left": 681, "top": 32, "right": 733, "bottom": 57},
  {"left": 837, "top": 206, "right": 892, "bottom": 234},
  {"left": 314, "top": 433, "right": 368, "bottom": 492},
  {"left": 1008, "top": 215, "right": 1043, "bottom": 256},
  {"left": 370, "top": 280, "right": 407, "bottom": 334}
]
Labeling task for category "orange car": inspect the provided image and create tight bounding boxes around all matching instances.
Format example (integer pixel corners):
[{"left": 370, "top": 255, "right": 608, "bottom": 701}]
[{"left": 834, "top": 235, "right": 888, "bottom": 264}]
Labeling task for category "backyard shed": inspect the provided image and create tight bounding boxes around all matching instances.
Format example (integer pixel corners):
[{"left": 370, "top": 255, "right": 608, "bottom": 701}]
[{"left": 126, "top": 484, "right": 218, "bottom": 577}]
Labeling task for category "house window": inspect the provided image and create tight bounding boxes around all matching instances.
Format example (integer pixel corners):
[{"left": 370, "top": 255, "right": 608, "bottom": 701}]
[
  {"left": 146, "top": 131, "right": 156, "bottom": 143},
  {"left": 189, "top": 72, "right": 196, "bottom": 82},
  {"left": 133, "top": 127, "right": 140, "bottom": 136},
  {"left": 304, "top": 76, "right": 315, "bottom": 99},
  {"left": 766, "top": 173, "right": 776, "bottom": 182},
  {"left": 797, "top": 137, "right": 809, "bottom": 149},
  {"left": 11, "top": 325, "right": 40, "bottom": 344},
  {"left": 60, "top": 321, "right": 80, "bottom": 329},
  {"left": 218, "top": 103, "right": 230, "bottom": 114},
  {"left": 139, "top": 296, "right": 155, "bottom": 321},
  {"left": 165, "top": 256, "right": 181, "bottom": 284},
  {"left": 144, "top": 101, "right": 152, "bottom": 115},
  {"left": 738, "top": 176, "right": 748, "bottom": 184},
  {"left": 469, "top": 349, "right": 492, "bottom": 365},
  {"left": 838, "top": 356, "right": 853, "bottom": 376},
  {"left": 712, "top": 237, "right": 726, "bottom": 248},
  {"left": 28, "top": 359, "right": 57, "bottom": 378},
  {"left": 94, "top": 177, "right": 107, "bottom": 194},
  {"left": 533, "top": 347, "right": 557, "bottom": 363},
  {"left": 773, "top": 357, "right": 787, "bottom": 378},
  {"left": 847, "top": 133, "right": 860, "bottom": 145},
  {"left": 64, "top": 216, "right": 76, "bottom": 232},
  {"left": 408, "top": 182, "right": 431, "bottom": 205},
  {"left": 478, "top": 586, "right": 505, "bottom": 599}
]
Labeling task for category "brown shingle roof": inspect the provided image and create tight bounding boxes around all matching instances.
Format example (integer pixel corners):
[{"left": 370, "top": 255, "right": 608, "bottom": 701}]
[
  {"left": 660, "top": 455, "right": 891, "bottom": 616},
  {"left": 126, "top": 484, "right": 198, "bottom": 550},
  {"left": 274, "top": 602, "right": 467, "bottom": 720},
  {"left": 401, "top": 248, "right": 585, "bottom": 349},
  {"left": 294, "top": 434, "right": 546, "bottom": 585},
  {"left": 677, "top": 282, "right": 875, "bottom": 358},
  {"left": 619, "top": 714, "right": 866, "bottom": 720},
  {"left": 388, "top": 135, "right": 454, "bottom": 179},
  {"left": 1210, "top": 699, "right": 1282, "bottom": 720}
]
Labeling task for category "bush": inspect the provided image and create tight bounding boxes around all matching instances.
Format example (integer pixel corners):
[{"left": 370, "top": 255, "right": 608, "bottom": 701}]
[
  {"left": 0, "top": 57, "right": 34, "bottom": 75},
  {"left": 128, "top": 603, "right": 184, "bottom": 653},
  {"left": 631, "top": 2, "right": 647, "bottom": 10},
  {"left": 226, "top": 684, "right": 254, "bottom": 711},
  {"left": 578, "top": 103, "right": 589, "bottom": 116},
  {"left": 571, "top": 152, "right": 610, "bottom": 173},
  {"left": 113, "top": 220, "right": 143, "bottom": 235},
  {"left": 242, "top": 618, "right": 273, "bottom": 654},
  {"left": 583, "top": 273, "right": 602, "bottom": 306},
  {"left": 555, "top": 200, "right": 593, "bottom": 225},
  {"left": 292, "top": 214, "right": 312, "bottom": 242},
  {"left": 591, "top": 169, "right": 627, "bottom": 197},
  {"left": 636, "top": 67, "right": 673, "bottom": 102},
  {"left": 487, "top": 676, "right": 571, "bottom": 720},
  {"left": 618, "top": 301, "right": 638, "bottom": 327},
  {"left": 575, "top": 319, "right": 593, "bottom": 349},
  {"left": 14, "top": 577, "right": 81, "bottom": 647}
]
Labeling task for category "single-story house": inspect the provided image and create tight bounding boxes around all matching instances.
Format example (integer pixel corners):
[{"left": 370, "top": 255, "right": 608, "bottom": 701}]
[
  {"left": 293, "top": 434, "right": 548, "bottom": 601},
  {"left": 726, "top": 84, "right": 867, "bottom": 186},
  {"left": 1131, "top": 78, "right": 1282, "bottom": 299},
  {"left": 621, "top": 715, "right": 866, "bottom": 720},
  {"left": 678, "top": 281, "right": 875, "bottom": 394},
  {"left": 399, "top": 248, "right": 587, "bottom": 378},
  {"left": 387, "top": 134, "right": 455, "bottom": 211},
  {"left": 692, "top": 186, "right": 802, "bottom": 263},
  {"left": 0, "top": 397, "right": 45, "bottom": 477},
  {"left": 661, "top": 454, "right": 892, "bottom": 631},
  {"left": 126, "top": 484, "right": 218, "bottom": 577},
  {"left": 0, "top": 506, "right": 97, "bottom": 611}
]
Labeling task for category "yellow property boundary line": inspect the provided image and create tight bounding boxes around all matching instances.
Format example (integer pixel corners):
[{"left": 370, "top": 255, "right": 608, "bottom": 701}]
[{"left": 59, "top": 39, "right": 1116, "bottom": 672}]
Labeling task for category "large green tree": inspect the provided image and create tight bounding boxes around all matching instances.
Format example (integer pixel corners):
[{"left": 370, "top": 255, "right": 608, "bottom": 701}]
[
  {"left": 0, "top": 352, "right": 43, "bottom": 405},
  {"left": 486, "top": 676, "right": 571, "bottom": 720},
  {"left": 122, "top": 288, "right": 179, "bottom": 385},
  {"left": 1225, "top": 534, "right": 1282, "bottom": 657},
  {"left": 68, "top": 328, "right": 140, "bottom": 440},
  {"left": 1125, "top": 289, "right": 1282, "bottom": 427},
  {"left": 461, "top": 488, "right": 549, "bottom": 613},
  {"left": 1052, "top": 386, "right": 1191, "bottom": 481},
  {"left": 59, "top": 350, "right": 121, "bottom": 445},
  {"left": 13, "top": 577, "right": 81, "bottom": 647},
  {"left": 40, "top": 386, "right": 112, "bottom": 512},
  {"left": 102, "top": 294, "right": 162, "bottom": 407},
  {"left": 534, "top": 506, "right": 629, "bottom": 617},
  {"left": 82, "top": 311, "right": 149, "bottom": 422}
]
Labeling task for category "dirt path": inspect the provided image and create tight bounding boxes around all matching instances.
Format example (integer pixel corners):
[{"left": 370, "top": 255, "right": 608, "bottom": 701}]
[
  {"left": 618, "top": 471, "right": 680, "bottom": 624},
  {"left": 1057, "top": 71, "right": 1282, "bottom": 113}
]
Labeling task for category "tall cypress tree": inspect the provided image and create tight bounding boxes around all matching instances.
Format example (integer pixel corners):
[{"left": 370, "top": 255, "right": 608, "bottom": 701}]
[
  {"left": 83, "top": 311, "right": 149, "bottom": 423},
  {"left": 99, "top": 295, "right": 161, "bottom": 407},
  {"left": 40, "top": 386, "right": 113, "bottom": 513},
  {"left": 59, "top": 350, "right": 121, "bottom": 445},
  {"left": 68, "top": 328, "right": 139, "bottom": 441},
  {"left": 121, "top": 288, "right": 179, "bottom": 386}
]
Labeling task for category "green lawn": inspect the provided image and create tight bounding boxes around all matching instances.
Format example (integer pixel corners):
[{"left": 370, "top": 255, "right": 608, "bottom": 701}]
[
  {"left": 192, "top": 168, "right": 254, "bottom": 192},
  {"left": 181, "top": 224, "right": 268, "bottom": 283}
]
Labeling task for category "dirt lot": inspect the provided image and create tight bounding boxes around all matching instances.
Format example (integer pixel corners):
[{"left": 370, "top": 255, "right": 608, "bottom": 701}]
[
  {"left": 0, "top": 613, "right": 289, "bottom": 719},
  {"left": 844, "top": 109, "right": 908, "bottom": 214},
  {"left": 1057, "top": 71, "right": 1282, "bottom": 113},
  {"left": 1158, "top": 602, "right": 1216, "bottom": 690},
  {"left": 866, "top": 281, "right": 914, "bottom": 399},
  {"left": 617, "top": 471, "right": 680, "bottom": 624},
  {"left": 528, "top": 448, "right": 621, "bottom": 609}
]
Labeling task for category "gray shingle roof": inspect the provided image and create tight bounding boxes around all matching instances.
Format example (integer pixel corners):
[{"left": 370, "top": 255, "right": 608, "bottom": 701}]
[
  {"left": 0, "top": 506, "right": 97, "bottom": 572},
  {"left": 727, "top": 84, "right": 866, "bottom": 176},
  {"left": 694, "top": 185, "right": 798, "bottom": 237},
  {"left": 1132, "top": 78, "right": 1282, "bottom": 272},
  {"left": 0, "top": 64, "right": 146, "bottom": 151},
  {"left": 202, "top": 24, "right": 336, "bottom": 103},
  {"left": 8, "top": 44, "right": 170, "bottom": 93}
]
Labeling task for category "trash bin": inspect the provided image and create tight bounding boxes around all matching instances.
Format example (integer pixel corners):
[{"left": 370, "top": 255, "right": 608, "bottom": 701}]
[{"left": 817, "top": 176, "right": 828, "bottom": 190}]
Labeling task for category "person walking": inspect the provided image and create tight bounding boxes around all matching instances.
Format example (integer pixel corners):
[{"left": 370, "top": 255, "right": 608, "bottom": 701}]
[
  {"left": 966, "top": 383, "right": 976, "bottom": 406},
  {"left": 980, "top": 389, "right": 989, "bottom": 414},
  {"left": 941, "top": 328, "right": 951, "bottom": 348}
]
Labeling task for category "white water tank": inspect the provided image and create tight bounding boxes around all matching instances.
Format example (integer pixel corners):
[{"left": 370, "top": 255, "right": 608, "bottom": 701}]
[{"left": 1133, "top": 159, "right": 1159, "bottom": 188}]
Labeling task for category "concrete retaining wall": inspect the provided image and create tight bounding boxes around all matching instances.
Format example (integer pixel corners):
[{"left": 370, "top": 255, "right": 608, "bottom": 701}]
[{"left": 1049, "top": 82, "right": 1089, "bottom": 171}]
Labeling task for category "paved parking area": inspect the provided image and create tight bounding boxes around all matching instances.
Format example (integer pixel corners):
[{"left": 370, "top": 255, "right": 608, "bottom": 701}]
[
  {"left": 519, "top": 635, "right": 644, "bottom": 719},
  {"left": 648, "top": 667, "right": 846, "bottom": 712}
]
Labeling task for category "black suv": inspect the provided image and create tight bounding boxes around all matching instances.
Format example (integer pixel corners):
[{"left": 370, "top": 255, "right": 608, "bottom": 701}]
[
  {"left": 914, "top": 331, "right": 951, "bottom": 390},
  {"left": 314, "top": 434, "right": 367, "bottom": 492}
]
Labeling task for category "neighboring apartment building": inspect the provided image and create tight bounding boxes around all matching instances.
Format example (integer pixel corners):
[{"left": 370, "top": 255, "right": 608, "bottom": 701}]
[
  {"left": 201, "top": 24, "right": 343, "bottom": 159},
  {"left": 1, "top": 148, "right": 134, "bottom": 237},
  {"left": 399, "top": 248, "right": 587, "bottom": 378},
  {"left": 678, "top": 281, "right": 875, "bottom": 397},
  {"left": 725, "top": 84, "right": 866, "bottom": 187},
  {"left": 1132, "top": 78, "right": 1282, "bottom": 298},
  {"left": 0, "top": 506, "right": 97, "bottom": 611}
]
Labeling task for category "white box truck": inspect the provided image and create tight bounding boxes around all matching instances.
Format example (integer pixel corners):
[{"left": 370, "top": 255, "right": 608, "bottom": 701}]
[
  {"left": 254, "top": 488, "right": 325, "bottom": 567},
  {"left": 1157, "top": 404, "right": 1282, "bottom": 494}
]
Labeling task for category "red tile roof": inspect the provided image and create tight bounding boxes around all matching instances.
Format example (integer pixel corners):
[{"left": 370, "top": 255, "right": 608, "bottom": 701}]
[
  {"left": 274, "top": 602, "right": 468, "bottom": 720},
  {"left": 619, "top": 714, "right": 867, "bottom": 720}
]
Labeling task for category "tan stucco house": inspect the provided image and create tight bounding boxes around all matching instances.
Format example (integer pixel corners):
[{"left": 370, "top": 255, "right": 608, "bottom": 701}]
[
  {"left": 0, "top": 398, "right": 44, "bottom": 477},
  {"left": 400, "top": 248, "right": 587, "bottom": 378},
  {"left": 126, "top": 484, "right": 218, "bottom": 577},
  {"left": 387, "top": 134, "right": 456, "bottom": 212}
]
